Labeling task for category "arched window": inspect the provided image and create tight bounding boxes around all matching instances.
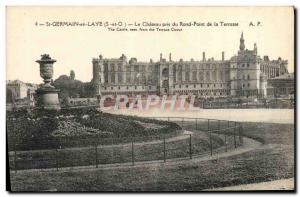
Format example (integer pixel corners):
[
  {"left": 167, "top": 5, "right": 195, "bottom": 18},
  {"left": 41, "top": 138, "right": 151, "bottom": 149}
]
[{"left": 162, "top": 68, "right": 169, "bottom": 77}]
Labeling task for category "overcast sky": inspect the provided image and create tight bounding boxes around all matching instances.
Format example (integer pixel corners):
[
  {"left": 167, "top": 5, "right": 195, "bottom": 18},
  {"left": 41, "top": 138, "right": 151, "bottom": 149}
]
[{"left": 6, "top": 6, "right": 294, "bottom": 84}]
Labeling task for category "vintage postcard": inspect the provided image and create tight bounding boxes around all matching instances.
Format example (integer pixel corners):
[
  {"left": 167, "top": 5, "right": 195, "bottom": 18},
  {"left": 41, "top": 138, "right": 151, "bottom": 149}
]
[{"left": 6, "top": 6, "right": 295, "bottom": 191}]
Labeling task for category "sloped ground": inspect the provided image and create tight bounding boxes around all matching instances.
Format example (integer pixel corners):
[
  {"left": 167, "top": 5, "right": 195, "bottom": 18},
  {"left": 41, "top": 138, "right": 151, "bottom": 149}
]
[{"left": 7, "top": 108, "right": 181, "bottom": 151}]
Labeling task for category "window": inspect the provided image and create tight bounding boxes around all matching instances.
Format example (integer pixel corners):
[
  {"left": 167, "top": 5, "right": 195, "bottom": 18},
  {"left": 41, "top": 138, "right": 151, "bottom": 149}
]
[
  {"left": 111, "top": 64, "right": 116, "bottom": 71},
  {"left": 126, "top": 73, "right": 131, "bottom": 83},
  {"left": 243, "top": 75, "right": 245, "bottom": 80},
  {"left": 118, "top": 86, "right": 120, "bottom": 90},
  {"left": 134, "top": 65, "right": 139, "bottom": 72},
  {"left": 194, "top": 84, "right": 196, "bottom": 88},
  {"left": 186, "top": 85, "right": 189, "bottom": 88},
  {"left": 149, "top": 86, "right": 151, "bottom": 89},
  {"left": 199, "top": 72, "right": 204, "bottom": 81},
  {"left": 111, "top": 73, "right": 115, "bottom": 83},
  {"left": 185, "top": 72, "right": 190, "bottom": 81},
  {"left": 135, "top": 86, "right": 137, "bottom": 89},
  {"left": 111, "top": 87, "right": 113, "bottom": 90},
  {"left": 192, "top": 72, "right": 197, "bottom": 81},
  {"left": 214, "top": 84, "right": 216, "bottom": 88},
  {"left": 126, "top": 86, "right": 129, "bottom": 89},
  {"left": 178, "top": 65, "right": 182, "bottom": 82},
  {"left": 212, "top": 71, "right": 217, "bottom": 81},
  {"left": 247, "top": 63, "right": 250, "bottom": 67},
  {"left": 173, "top": 65, "right": 177, "bottom": 82},
  {"left": 207, "top": 84, "right": 210, "bottom": 88},
  {"left": 247, "top": 75, "right": 250, "bottom": 80},
  {"left": 118, "top": 73, "right": 123, "bottom": 83},
  {"left": 248, "top": 83, "right": 250, "bottom": 87},
  {"left": 206, "top": 71, "right": 210, "bottom": 81}
]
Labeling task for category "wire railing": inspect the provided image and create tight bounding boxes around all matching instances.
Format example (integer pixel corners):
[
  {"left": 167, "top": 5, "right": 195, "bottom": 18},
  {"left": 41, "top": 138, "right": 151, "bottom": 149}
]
[{"left": 9, "top": 117, "right": 244, "bottom": 172}]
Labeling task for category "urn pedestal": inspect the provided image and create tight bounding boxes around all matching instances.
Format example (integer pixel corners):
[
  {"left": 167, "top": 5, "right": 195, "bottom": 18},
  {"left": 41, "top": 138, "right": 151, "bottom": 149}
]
[
  {"left": 35, "top": 54, "right": 61, "bottom": 110},
  {"left": 36, "top": 87, "right": 60, "bottom": 110}
]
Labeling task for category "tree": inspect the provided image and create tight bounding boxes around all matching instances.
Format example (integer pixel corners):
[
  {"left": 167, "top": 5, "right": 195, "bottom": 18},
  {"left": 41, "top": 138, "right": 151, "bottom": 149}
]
[
  {"left": 70, "top": 70, "right": 75, "bottom": 80},
  {"left": 6, "top": 88, "right": 13, "bottom": 103}
]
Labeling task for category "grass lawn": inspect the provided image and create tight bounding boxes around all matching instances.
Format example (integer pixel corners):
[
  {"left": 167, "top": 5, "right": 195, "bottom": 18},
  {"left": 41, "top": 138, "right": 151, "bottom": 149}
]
[{"left": 9, "top": 122, "right": 294, "bottom": 191}]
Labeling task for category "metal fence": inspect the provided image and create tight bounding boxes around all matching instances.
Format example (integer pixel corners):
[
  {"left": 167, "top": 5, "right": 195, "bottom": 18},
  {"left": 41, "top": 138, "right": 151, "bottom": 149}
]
[{"left": 9, "top": 117, "right": 243, "bottom": 172}]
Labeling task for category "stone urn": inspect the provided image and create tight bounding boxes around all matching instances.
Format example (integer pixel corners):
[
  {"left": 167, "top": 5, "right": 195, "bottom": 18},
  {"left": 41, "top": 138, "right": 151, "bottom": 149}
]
[{"left": 35, "top": 54, "right": 60, "bottom": 110}]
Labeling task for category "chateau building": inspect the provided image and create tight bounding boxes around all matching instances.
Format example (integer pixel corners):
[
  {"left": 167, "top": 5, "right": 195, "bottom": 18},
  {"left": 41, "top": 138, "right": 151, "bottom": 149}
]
[{"left": 92, "top": 33, "right": 289, "bottom": 98}]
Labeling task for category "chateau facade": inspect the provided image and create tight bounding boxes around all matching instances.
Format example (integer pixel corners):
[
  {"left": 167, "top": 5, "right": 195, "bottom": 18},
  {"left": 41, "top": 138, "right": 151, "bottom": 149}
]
[{"left": 92, "top": 33, "right": 289, "bottom": 98}]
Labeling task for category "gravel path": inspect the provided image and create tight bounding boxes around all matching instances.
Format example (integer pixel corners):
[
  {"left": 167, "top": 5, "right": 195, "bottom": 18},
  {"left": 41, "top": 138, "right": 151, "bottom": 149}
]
[
  {"left": 205, "top": 178, "right": 294, "bottom": 191},
  {"left": 9, "top": 130, "right": 192, "bottom": 155},
  {"left": 11, "top": 135, "right": 261, "bottom": 173}
]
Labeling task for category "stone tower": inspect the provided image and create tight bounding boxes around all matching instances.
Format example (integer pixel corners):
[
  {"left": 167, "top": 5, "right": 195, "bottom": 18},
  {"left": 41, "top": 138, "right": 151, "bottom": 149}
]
[
  {"left": 239, "top": 32, "right": 245, "bottom": 51},
  {"left": 92, "top": 54, "right": 104, "bottom": 97},
  {"left": 235, "top": 33, "right": 261, "bottom": 98}
]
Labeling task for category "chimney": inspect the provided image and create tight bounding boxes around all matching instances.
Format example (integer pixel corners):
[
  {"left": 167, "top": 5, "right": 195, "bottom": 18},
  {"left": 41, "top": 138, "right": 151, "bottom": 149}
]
[
  {"left": 222, "top": 51, "right": 225, "bottom": 61},
  {"left": 169, "top": 53, "right": 172, "bottom": 62},
  {"left": 263, "top": 56, "right": 269, "bottom": 61},
  {"left": 160, "top": 53, "right": 163, "bottom": 61},
  {"left": 202, "top": 52, "right": 206, "bottom": 61}
]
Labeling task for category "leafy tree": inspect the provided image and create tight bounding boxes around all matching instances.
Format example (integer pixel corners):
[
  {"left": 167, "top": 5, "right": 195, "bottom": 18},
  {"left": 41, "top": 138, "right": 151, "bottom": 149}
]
[{"left": 70, "top": 70, "right": 75, "bottom": 80}]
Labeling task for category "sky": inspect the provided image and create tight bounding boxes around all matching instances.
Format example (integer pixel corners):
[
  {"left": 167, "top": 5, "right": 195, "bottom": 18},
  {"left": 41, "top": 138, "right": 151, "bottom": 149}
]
[{"left": 6, "top": 6, "right": 294, "bottom": 84}]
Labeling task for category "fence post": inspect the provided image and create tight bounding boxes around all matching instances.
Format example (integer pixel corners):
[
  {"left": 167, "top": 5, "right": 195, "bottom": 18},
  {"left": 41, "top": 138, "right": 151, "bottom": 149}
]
[
  {"left": 55, "top": 148, "right": 59, "bottom": 171},
  {"left": 181, "top": 117, "right": 184, "bottom": 128},
  {"left": 189, "top": 134, "right": 192, "bottom": 159},
  {"left": 239, "top": 123, "right": 243, "bottom": 145},
  {"left": 163, "top": 136, "right": 166, "bottom": 162},
  {"left": 14, "top": 148, "right": 17, "bottom": 173},
  {"left": 111, "top": 137, "right": 114, "bottom": 162},
  {"left": 234, "top": 122, "right": 237, "bottom": 149},
  {"left": 207, "top": 119, "right": 210, "bottom": 132},
  {"left": 218, "top": 120, "right": 221, "bottom": 135},
  {"left": 224, "top": 135, "right": 227, "bottom": 152},
  {"left": 210, "top": 132, "right": 213, "bottom": 156},
  {"left": 131, "top": 138, "right": 134, "bottom": 166},
  {"left": 95, "top": 145, "right": 98, "bottom": 168}
]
